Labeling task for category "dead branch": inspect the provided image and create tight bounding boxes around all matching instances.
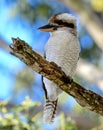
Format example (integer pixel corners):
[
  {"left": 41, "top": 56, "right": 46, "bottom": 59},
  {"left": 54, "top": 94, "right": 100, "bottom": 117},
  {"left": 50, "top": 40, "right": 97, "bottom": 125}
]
[{"left": 10, "top": 37, "right": 103, "bottom": 116}]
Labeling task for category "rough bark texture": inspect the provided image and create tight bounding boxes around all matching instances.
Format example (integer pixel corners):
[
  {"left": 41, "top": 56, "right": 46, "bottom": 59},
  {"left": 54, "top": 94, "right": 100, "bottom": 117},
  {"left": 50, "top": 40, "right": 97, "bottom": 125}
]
[{"left": 10, "top": 37, "right": 103, "bottom": 116}]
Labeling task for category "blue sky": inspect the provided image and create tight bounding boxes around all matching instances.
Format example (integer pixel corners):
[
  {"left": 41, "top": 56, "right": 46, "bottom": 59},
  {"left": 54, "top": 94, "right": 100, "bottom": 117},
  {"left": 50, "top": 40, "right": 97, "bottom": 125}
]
[{"left": 0, "top": 1, "right": 33, "bottom": 99}]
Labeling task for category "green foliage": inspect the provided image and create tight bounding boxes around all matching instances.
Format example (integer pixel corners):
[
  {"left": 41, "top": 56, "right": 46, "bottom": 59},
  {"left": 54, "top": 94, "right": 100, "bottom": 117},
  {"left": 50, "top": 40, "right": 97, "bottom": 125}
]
[
  {"left": 13, "top": 67, "right": 35, "bottom": 94},
  {"left": 11, "top": 67, "right": 38, "bottom": 102},
  {"left": 1, "top": 97, "right": 103, "bottom": 130},
  {"left": 0, "top": 97, "right": 43, "bottom": 130},
  {"left": 56, "top": 112, "right": 77, "bottom": 130},
  {"left": 91, "top": 0, "right": 103, "bottom": 12},
  {"left": 9, "top": 0, "right": 53, "bottom": 24},
  {"left": 0, "top": 96, "right": 78, "bottom": 130}
]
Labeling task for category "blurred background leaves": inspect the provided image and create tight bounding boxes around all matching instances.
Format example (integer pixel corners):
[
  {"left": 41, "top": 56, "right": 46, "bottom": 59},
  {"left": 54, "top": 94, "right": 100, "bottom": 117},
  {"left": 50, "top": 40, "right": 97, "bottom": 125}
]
[{"left": 0, "top": 0, "right": 103, "bottom": 129}]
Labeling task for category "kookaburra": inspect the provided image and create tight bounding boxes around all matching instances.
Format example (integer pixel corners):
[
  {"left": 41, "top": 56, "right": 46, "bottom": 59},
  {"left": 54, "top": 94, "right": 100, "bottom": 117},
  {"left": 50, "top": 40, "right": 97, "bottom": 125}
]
[{"left": 38, "top": 13, "right": 80, "bottom": 124}]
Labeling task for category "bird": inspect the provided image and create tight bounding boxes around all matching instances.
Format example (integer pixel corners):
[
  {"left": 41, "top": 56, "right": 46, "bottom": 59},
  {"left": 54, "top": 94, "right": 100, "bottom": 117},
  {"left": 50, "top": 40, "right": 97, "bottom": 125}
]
[{"left": 38, "top": 13, "right": 80, "bottom": 124}]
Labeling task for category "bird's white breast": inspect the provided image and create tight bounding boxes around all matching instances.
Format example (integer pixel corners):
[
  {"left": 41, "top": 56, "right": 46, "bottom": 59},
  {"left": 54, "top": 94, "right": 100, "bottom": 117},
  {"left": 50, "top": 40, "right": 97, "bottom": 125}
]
[{"left": 45, "top": 30, "right": 80, "bottom": 77}]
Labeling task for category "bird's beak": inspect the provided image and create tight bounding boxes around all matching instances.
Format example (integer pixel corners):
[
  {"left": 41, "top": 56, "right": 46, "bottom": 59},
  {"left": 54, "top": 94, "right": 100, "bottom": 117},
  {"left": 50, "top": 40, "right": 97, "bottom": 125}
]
[{"left": 38, "top": 24, "right": 56, "bottom": 32}]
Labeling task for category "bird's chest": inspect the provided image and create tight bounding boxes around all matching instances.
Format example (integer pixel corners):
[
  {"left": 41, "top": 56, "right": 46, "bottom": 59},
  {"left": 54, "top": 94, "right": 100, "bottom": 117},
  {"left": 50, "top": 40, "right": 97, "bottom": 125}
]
[
  {"left": 45, "top": 32, "right": 80, "bottom": 76},
  {"left": 45, "top": 33, "right": 75, "bottom": 63}
]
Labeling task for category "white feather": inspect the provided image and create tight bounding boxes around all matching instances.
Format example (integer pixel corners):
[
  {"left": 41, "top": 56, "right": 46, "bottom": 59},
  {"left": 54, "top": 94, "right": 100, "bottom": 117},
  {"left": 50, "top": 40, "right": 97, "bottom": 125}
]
[{"left": 57, "top": 13, "right": 76, "bottom": 25}]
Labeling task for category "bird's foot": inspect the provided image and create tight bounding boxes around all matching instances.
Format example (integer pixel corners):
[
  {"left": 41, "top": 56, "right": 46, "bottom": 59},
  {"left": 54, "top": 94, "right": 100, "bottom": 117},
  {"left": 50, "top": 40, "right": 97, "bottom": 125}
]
[
  {"left": 50, "top": 61, "right": 61, "bottom": 70},
  {"left": 50, "top": 61, "right": 58, "bottom": 67},
  {"left": 62, "top": 75, "right": 73, "bottom": 84}
]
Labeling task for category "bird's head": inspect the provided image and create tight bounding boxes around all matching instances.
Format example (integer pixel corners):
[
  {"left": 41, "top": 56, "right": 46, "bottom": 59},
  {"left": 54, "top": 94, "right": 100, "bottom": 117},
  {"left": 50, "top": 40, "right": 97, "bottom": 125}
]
[{"left": 38, "top": 13, "right": 77, "bottom": 34}]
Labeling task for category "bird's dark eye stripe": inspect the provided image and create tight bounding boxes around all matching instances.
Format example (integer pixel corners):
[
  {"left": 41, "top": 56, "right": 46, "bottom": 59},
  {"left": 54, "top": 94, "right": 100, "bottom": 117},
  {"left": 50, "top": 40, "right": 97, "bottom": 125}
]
[{"left": 55, "top": 20, "right": 74, "bottom": 28}]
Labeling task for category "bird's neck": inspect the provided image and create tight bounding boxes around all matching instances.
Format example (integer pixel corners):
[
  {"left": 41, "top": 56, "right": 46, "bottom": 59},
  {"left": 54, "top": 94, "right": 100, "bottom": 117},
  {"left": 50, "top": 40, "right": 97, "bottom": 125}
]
[{"left": 50, "top": 28, "right": 77, "bottom": 37}]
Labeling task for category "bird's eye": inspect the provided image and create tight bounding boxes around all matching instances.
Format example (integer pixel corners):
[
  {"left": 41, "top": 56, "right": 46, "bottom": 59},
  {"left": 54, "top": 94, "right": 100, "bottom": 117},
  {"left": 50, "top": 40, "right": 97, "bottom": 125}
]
[
  {"left": 55, "top": 20, "right": 74, "bottom": 28},
  {"left": 53, "top": 26, "right": 58, "bottom": 30}
]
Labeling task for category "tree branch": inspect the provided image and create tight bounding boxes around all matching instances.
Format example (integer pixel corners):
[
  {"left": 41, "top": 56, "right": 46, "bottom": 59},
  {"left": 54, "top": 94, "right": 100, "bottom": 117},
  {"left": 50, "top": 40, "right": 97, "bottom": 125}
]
[{"left": 10, "top": 37, "right": 103, "bottom": 116}]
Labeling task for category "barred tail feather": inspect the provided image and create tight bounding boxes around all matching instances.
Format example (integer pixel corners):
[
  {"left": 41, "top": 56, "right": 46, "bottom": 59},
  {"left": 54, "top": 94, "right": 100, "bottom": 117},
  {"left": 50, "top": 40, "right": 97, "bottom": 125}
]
[{"left": 43, "top": 99, "right": 58, "bottom": 124}]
